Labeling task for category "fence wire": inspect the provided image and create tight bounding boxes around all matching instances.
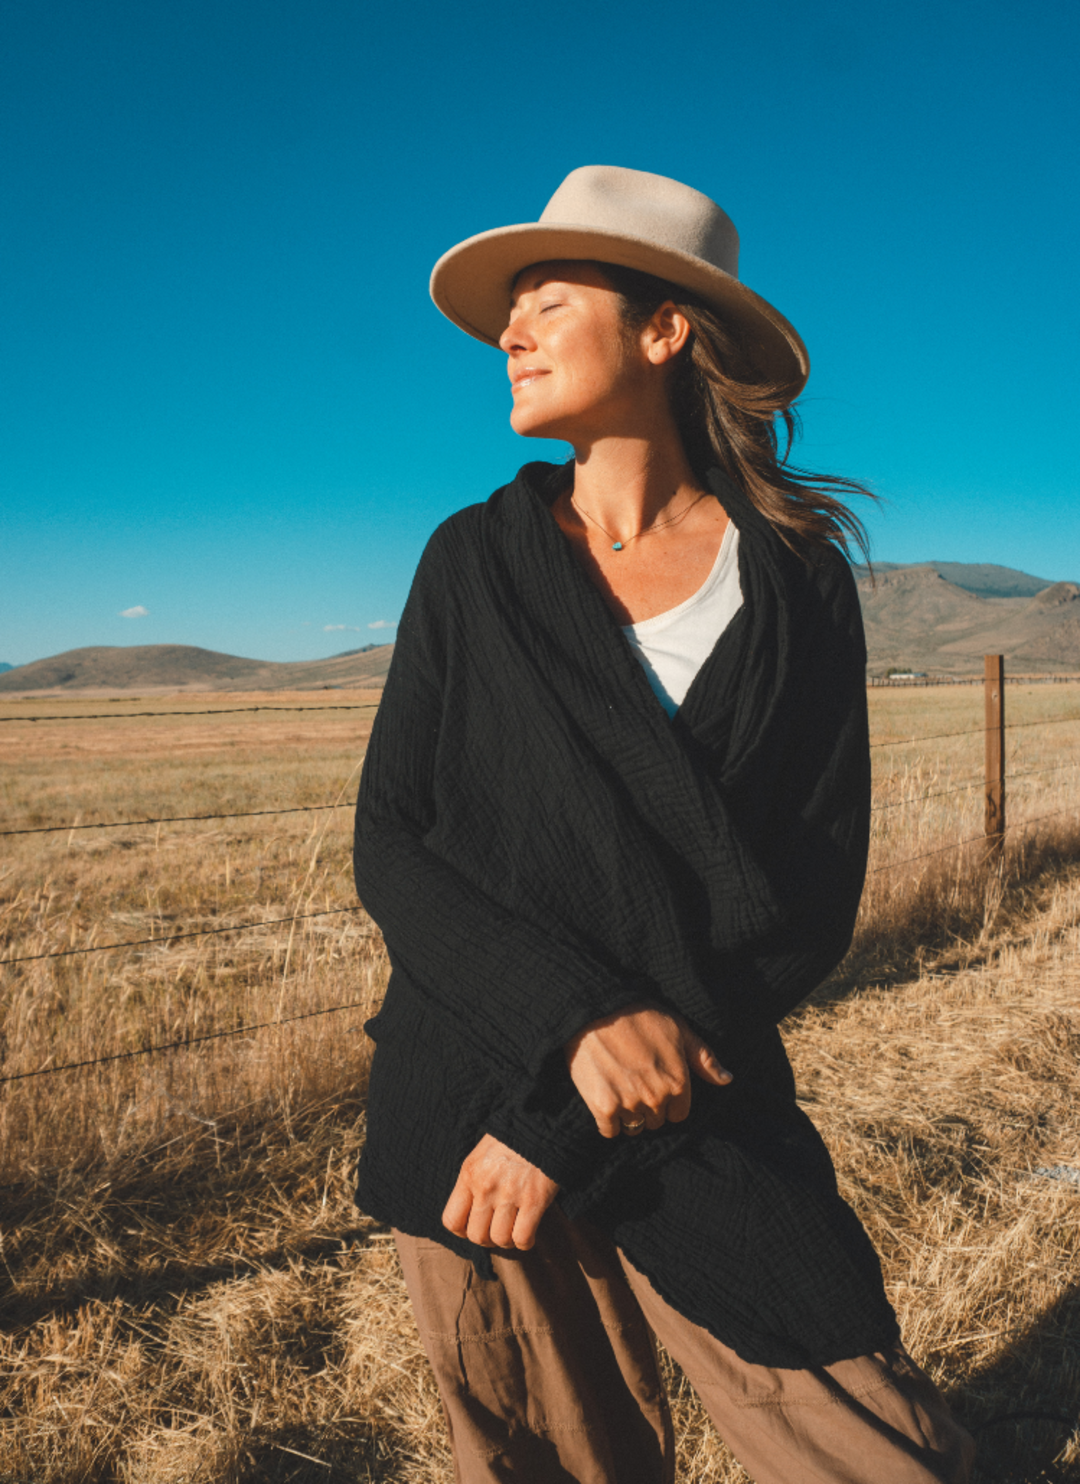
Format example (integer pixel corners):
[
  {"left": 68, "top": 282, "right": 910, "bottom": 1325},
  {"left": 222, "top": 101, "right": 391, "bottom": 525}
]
[
  {"left": 870, "top": 779, "right": 983, "bottom": 813},
  {"left": 871, "top": 711, "right": 1080, "bottom": 749},
  {"left": 1, "top": 802, "right": 352, "bottom": 838},
  {"left": 0, "top": 995, "right": 374, "bottom": 1085},
  {"left": 869, "top": 759, "right": 1080, "bottom": 816},
  {"left": 0, "top": 703, "right": 381, "bottom": 723},
  {"left": 869, "top": 802, "right": 1080, "bottom": 876},
  {"left": 5, "top": 680, "right": 1080, "bottom": 1079},
  {"left": 3, "top": 698, "right": 1078, "bottom": 738},
  {"left": 4, "top": 802, "right": 1076, "bottom": 1084},
  {"left": 0, "top": 906, "right": 365, "bottom": 967},
  {"left": 7, "top": 752, "right": 1079, "bottom": 837}
]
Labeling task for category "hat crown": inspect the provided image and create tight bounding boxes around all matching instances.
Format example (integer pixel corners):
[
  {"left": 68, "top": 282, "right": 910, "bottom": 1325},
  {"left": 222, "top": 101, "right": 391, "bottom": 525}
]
[
  {"left": 538, "top": 166, "right": 740, "bottom": 282},
  {"left": 429, "top": 163, "right": 806, "bottom": 394}
]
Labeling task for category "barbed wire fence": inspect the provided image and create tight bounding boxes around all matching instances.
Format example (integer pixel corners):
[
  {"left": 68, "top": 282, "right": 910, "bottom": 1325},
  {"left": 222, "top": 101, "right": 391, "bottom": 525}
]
[
  {"left": 4, "top": 657, "right": 1080, "bottom": 1085},
  {"left": 0, "top": 702, "right": 382, "bottom": 723}
]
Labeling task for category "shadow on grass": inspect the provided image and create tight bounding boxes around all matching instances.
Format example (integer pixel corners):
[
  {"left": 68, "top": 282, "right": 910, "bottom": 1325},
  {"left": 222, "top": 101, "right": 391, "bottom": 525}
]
[
  {"left": 0, "top": 1220, "right": 379, "bottom": 1332},
  {"left": 953, "top": 1279, "right": 1080, "bottom": 1484},
  {"left": 0, "top": 1093, "right": 372, "bottom": 1331},
  {"left": 213, "top": 1427, "right": 405, "bottom": 1484},
  {"left": 818, "top": 825, "right": 1080, "bottom": 1006},
  {"left": 798, "top": 838, "right": 1080, "bottom": 1483}
]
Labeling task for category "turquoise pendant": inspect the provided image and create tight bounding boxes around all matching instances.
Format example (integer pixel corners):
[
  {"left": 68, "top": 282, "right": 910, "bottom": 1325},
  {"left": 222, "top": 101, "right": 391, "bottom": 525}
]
[{"left": 612, "top": 541, "right": 623, "bottom": 551}]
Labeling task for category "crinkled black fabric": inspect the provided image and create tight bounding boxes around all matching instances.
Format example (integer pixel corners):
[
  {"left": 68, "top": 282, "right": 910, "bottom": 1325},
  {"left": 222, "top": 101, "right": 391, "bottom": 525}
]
[{"left": 352, "top": 462, "right": 899, "bottom": 1366}]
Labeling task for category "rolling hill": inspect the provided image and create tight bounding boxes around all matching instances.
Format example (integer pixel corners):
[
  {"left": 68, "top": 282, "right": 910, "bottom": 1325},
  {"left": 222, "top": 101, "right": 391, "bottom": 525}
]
[
  {"left": 0, "top": 643, "right": 394, "bottom": 694},
  {"left": 4, "top": 562, "right": 1080, "bottom": 691}
]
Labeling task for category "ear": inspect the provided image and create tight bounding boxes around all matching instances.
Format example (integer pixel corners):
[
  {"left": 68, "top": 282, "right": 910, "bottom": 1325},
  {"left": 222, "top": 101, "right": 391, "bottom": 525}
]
[{"left": 643, "top": 302, "right": 692, "bottom": 366}]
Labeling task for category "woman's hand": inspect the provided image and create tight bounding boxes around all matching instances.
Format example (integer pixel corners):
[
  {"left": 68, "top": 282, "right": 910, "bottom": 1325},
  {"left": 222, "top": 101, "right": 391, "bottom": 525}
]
[
  {"left": 565, "top": 1004, "right": 732, "bottom": 1138},
  {"left": 442, "top": 1134, "right": 560, "bottom": 1250}
]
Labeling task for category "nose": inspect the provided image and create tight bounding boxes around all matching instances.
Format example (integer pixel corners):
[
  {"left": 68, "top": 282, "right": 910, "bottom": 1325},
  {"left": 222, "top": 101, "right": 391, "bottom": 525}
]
[{"left": 499, "top": 309, "right": 533, "bottom": 354}]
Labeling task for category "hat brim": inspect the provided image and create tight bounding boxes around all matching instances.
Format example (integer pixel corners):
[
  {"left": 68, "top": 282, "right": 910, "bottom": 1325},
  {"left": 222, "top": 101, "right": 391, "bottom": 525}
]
[{"left": 430, "top": 222, "right": 809, "bottom": 395}]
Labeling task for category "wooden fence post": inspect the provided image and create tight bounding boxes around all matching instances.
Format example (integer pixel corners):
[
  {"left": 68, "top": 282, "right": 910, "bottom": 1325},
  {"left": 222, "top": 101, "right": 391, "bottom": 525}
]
[{"left": 984, "top": 654, "right": 1005, "bottom": 856}]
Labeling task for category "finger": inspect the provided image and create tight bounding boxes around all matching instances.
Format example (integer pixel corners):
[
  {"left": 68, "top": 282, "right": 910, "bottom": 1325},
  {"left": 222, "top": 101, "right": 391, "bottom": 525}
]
[
  {"left": 512, "top": 1203, "right": 546, "bottom": 1250},
  {"left": 465, "top": 1204, "right": 494, "bottom": 1248},
  {"left": 441, "top": 1180, "right": 473, "bottom": 1238},
  {"left": 687, "top": 1033, "right": 733, "bottom": 1086},
  {"left": 595, "top": 1108, "right": 623, "bottom": 1139},
  {"left": 665, "top": 1081, "right": 693, "bottom": 1123},
  {"left": 488, "top": 1204, "right": 519, "bottom": 1250}
]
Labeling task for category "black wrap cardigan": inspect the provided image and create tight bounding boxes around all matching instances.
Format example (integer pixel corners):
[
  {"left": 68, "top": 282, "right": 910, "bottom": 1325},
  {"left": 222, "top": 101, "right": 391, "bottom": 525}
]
[{"left": 353, "top": 461, "right": 899, "bottom": 1367}]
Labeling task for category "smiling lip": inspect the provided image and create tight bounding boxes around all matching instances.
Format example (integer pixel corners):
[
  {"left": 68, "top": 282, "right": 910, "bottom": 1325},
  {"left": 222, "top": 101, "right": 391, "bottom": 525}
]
[{"left": 510, "top": 369, "right": 548, "bottom": 390}]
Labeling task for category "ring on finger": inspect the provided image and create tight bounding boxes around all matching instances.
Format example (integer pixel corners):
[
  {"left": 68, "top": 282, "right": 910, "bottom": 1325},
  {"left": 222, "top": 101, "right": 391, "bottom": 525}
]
[{"left": 622, "top": 1117, "right": 646, "bottom": 1132}]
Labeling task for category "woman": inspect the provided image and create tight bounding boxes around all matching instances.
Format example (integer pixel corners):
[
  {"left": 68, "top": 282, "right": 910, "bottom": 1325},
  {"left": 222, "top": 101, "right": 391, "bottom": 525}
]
[{"left": 353, "top": 166, "right": 974, "bottom": 1484}]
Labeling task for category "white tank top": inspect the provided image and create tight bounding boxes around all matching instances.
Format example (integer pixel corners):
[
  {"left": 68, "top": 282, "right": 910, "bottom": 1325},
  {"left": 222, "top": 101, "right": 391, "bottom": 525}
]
[{"left": 621, "top": 522, "right": 742, "bottom": 717}]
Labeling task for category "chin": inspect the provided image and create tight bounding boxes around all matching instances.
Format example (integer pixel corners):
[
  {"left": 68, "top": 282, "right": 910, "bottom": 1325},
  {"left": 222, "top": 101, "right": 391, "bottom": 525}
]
[{"left": 510, "top": 410, "right": 562, "bottom": 440}]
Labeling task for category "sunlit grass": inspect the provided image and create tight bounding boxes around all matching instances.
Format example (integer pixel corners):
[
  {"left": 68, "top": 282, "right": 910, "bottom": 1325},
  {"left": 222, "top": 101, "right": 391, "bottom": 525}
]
[{"left": 1, "top": 685, "right": 1078, "bottom": 1481}]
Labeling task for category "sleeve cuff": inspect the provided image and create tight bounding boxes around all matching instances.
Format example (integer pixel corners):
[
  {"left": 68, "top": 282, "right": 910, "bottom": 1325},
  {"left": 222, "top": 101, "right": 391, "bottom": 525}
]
[{"left": 482, "top": 1067, "right": 608, "bottom": 1190}]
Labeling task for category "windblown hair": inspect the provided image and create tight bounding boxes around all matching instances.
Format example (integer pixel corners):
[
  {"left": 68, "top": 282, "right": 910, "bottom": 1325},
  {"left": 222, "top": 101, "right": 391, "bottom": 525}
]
[{"left": 594, "top": 261, "right": 875, "bottom": 562}]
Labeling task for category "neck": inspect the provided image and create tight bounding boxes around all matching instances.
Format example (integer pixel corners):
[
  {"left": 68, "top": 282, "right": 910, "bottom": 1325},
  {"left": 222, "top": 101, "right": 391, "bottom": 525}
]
[{"left": 568, "top": 426, "right": 705, "bottom": 539}]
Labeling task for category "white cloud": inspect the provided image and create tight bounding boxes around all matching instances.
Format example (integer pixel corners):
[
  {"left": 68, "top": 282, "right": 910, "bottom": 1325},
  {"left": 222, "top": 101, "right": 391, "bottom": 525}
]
[
  {"left": 323, "top": 623, "right": 363, "bottom": 632},
  {"left": 368, "top": 619, "right": 398, "bottom": 630},
  {"left": 120, "top": 605, "right": 148, "bottom": 618}
]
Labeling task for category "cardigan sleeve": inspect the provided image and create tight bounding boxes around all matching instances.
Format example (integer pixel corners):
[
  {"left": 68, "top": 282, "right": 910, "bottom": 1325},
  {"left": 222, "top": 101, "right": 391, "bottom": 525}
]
[{"left": 353, "top": 527, "right": 650, "bottom": 1095}]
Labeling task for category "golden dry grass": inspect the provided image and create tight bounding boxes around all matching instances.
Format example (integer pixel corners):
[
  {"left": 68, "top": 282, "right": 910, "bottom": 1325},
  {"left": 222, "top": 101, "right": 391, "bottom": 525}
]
[
  {"left": 1, "top": 684, "right": 1079, "bottom": 1482},
  {"left": 854, "top": 682, "right": 1080, "bottom": 982}
]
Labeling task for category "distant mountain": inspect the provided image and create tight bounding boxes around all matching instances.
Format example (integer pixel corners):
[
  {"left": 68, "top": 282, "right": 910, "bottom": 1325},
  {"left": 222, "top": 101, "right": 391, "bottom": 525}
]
[
  {"left": 854, "top": 561, "right": 1055, "bottom": 600},
  {"left": 857, "top": 565, "right": 1080, "bottom": 674},
  {"left": 3, "top": 560, "right": 1077, "bottom": 692},
  {"left": 0, "top": 643, "right": 394, "bottom": 694},
  {"left": 0, "top": 662, "right": 14, "bottom": 674}
]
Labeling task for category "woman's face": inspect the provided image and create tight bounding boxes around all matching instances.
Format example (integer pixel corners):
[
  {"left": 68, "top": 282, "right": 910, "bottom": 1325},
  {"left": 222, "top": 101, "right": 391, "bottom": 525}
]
[{"left": 499, "top": 262, "right": 656, "bottom": 445}]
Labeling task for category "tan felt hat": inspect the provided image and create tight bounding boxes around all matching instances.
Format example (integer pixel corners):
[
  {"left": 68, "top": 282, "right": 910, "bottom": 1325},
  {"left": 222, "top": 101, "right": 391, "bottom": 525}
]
[{"left": 430, "top": 165, "right": 809, "bottom": 394}]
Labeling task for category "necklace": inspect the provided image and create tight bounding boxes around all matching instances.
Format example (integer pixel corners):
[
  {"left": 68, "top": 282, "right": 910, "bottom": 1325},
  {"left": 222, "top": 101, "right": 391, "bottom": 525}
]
[{"left": 569, "top": 490, "right": 708, "bottom": 551}]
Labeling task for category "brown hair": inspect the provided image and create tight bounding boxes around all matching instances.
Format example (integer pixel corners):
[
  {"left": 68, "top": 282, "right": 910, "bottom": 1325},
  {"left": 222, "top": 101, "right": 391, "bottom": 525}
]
[{"left": 594, "top": 261, "right": 875, "bottom": 562}]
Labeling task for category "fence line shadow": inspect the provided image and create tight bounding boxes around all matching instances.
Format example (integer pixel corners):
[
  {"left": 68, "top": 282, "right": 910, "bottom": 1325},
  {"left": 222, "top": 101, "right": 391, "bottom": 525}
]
[
  {"left": 948, "top": 1280, "right": 1080, "bottom": 1484},
  {"left": 0, "top": 1216, "right": 380, "bottom": 1333}
]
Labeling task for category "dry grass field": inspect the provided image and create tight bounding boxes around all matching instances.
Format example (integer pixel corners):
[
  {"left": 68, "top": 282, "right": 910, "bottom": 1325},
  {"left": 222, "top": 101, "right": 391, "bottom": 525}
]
[{"left": 1, "top": 683, "right": 1079, "bottom": 1483}]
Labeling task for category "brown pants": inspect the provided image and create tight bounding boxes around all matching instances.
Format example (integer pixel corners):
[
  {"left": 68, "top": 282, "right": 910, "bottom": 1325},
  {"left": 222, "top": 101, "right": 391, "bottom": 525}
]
[{"left": 395, "top": 1211, "right": 974, "bottom": 1484}]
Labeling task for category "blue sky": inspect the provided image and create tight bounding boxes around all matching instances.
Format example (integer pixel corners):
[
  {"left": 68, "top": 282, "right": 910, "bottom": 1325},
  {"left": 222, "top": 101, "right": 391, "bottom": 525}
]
[{"left": 2, "top": 0, "right": 1077, "bottom": 666}]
